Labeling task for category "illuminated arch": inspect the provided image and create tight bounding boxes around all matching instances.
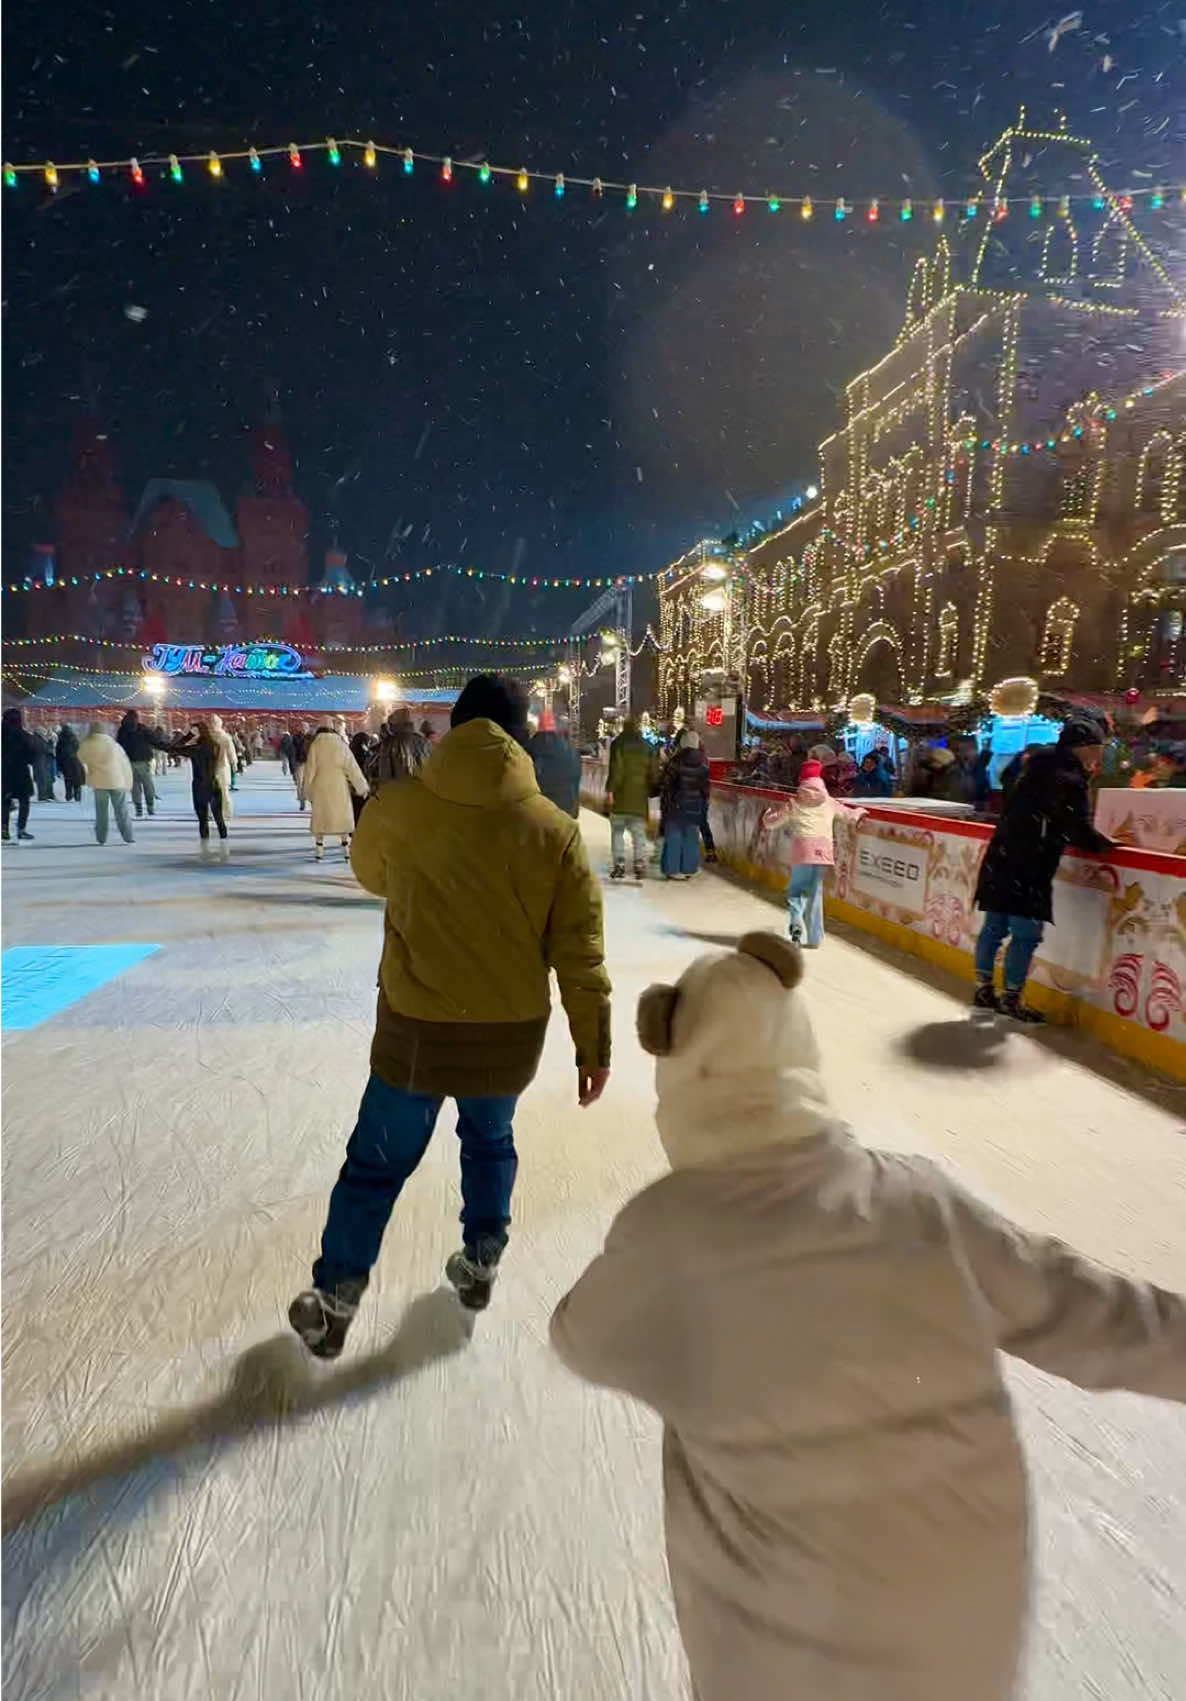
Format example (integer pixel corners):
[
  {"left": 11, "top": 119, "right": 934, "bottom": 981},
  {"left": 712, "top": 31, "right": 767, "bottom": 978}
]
[{"left": 1041, "top": 217, "right": 1078, "bottom": 283}]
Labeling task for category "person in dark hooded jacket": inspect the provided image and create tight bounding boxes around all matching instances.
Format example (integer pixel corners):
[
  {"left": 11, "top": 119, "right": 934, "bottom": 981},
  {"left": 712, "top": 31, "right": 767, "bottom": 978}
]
[
  {"left": 2, "top": 708, "right": 37, "bottom": 840},
  {"left": 527, "top": 713, "right": 582, "bottom": 817},
  {"left": 660, "top": 733, "right": 711, "bottom": 879},
  {"left": 972, "top": 714, "right": 1113, "bottom": 1022},
  {"left": 56, "top": 723, "right": 85, "bottom": 801}
]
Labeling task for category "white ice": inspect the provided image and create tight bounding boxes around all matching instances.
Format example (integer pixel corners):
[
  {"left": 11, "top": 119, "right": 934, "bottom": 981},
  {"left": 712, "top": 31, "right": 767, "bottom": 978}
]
[{"left": 3, "top": 766, "right": 1184, "bottom": 1701}]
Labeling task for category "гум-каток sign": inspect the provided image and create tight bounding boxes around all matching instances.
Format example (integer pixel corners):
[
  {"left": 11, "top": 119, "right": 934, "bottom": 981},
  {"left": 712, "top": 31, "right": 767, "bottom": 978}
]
[{"left": 142, "top": 642, "right": 311, "bottom": 679}]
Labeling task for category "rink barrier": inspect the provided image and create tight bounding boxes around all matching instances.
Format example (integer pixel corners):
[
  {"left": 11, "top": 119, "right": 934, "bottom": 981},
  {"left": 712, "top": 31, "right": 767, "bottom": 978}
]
[{"left": 581, "top": 760, "right": 1186, "bottom": 1083}]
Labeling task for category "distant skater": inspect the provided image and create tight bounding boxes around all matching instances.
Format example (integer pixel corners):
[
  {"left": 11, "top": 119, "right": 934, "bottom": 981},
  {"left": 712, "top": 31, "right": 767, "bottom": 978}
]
[
  {"left": 56, "top": 722, "right": 85, "bottom": 803},
  {"left": 303, "top": 722, "right": 368, "bottom": 860},
  {"left": 174, "top": 721, "right": 230, "bottom": 859},
  {"left": 2, "top": 707, "right": 38, "bottom": 842},
  {"left": 762, "top": 758, "right": 864, "bottom": 948},
  {"left": 77, "top": 722, "right": 135, "bottom": 846}
]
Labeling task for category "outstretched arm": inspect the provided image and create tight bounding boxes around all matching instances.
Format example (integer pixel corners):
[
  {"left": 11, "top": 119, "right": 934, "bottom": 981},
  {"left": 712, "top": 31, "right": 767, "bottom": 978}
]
[{"left": 949, "top": 1185, "right": 1186, "bottom": 1400}]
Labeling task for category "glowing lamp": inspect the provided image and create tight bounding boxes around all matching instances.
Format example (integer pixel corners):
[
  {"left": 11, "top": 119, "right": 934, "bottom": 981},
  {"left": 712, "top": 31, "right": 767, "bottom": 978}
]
[
  {"left": 805, "top": 484, "right": 819, "bottom": 501},
  {"left": 373, "top": 678, "right": 400, "bottom": 705},
  {"left": 698, "top": 589, "right": 728, "bottom": 613},
  {"left": 442, "top": 156, "right": 453, "bottom": 182},
  {"left": 626, "top": 183, "right": 637, "bottom": 210},
  {"left": 45, "top": 163, "right": 59, "bottom": 191},
  {"left": 516, "top": 167, "right": 529, "bottom": 193},
  {"left": 249, "top": 147, "right": 262, "bottom": 173},
  {"left": 479, "top": 162, "right": 492, "bottom": 184},
  {"left": 364, "top": 141, "right": 377, "bottom": 169},
  {"left": 555, "top": 173, "right": 566, "bottom": 198},
  {"left": 849, "top": 692, "right": 875, "bottom": 725},
  {"left": 289, "top": 143, "right": 302, "bottom": 169},
  {"left": 86, "top": 160, "right": 100, "bottom": 185},
  {"left": 698, "top": 189, "right": 709, "bottom": 213},
  {"left": 989, "top": 676, "right": 1039, "bottom": 719},
  {"left": 142, "top": 673, "right": 167, "bottom": 700},
  {"left": 327, "top": 138, "right": 341, "bottom": 167},
  {"left": 208, "top": 151, "right": 223, "bottom": 178},
  {"left": 662, "top": 186, "right": 674, "bottom": 211}
]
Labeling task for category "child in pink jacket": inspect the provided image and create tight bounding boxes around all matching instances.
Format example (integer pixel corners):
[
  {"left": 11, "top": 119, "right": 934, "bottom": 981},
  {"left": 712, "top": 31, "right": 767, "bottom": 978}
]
[
  {"left": 763, "top": 758, "right": 863, "bottom": 946},
  {"left": 551, "top": 934, "right": 1186, "bottom": 1701}
]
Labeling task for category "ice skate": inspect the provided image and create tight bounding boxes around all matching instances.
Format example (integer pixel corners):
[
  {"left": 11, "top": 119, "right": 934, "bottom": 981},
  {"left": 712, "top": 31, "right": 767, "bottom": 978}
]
[
  {"left": 998, "top": 990, "right": 1045, "bottom": 1024},
  {"left": 445, "top": 1244, "right": 501, "bottom": 1312},
  {"left": 972, "top": 982, "right": 998, "bottom": 1014},
  {"left": 217, "top": 839, "right": 229, "bottom": 862},
  {"left": 288, "top": 1281, "right": 365, "bottom": 1360},
  {"left": 200, "top": 840, "right": 214, "bottom": 861},
  {"left": 18, "top": 830, "right": 34, "bottom": 842},
  {"left": 314, "top": 839, "right": 325, "bottom": 862},
  {"left": 609, "top": 863, "right": 626, "bottom": 881},
  {"left": 632, "top": 862, "right": 647, "bottom": 884}
]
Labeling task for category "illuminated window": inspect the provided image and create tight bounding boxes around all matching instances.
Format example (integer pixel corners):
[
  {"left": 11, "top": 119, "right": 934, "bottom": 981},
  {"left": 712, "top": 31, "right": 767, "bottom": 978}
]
[
  {"left": 1041, "top": 217, "right": 1077, "bottom": 283},
  {"left": 936, "top": 603, "right": 959, "bottom": 677},
  {"left": 1040, "top": 597, "right": 1079, "bottom": 675},
  {"left": 1091, "top": 215, "right": 1127, "bottom": 288},
  {"left": 1059, "top": 463, "right": 1093, "bottom": 519},
  {"left": 1138, "top": 432, "right": 1172, "bottom": 516}
]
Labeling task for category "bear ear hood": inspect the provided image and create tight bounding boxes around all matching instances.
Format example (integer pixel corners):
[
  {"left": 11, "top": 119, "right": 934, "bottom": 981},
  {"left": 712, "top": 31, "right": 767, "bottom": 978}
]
[{"left": 641, "top": 931, "right": 832, "bottom": 1170}]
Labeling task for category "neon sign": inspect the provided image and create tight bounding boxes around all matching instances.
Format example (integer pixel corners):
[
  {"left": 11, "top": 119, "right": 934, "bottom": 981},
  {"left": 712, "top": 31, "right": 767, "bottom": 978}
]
[{"left": 142, "top": 642, "right": 311, "bottom": 679}]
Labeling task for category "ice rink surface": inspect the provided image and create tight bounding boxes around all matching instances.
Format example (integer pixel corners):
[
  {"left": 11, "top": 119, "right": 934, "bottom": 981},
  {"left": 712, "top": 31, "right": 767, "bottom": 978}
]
[{"left": 3, "top": 764, "right": 1185, "bottom": 1701}]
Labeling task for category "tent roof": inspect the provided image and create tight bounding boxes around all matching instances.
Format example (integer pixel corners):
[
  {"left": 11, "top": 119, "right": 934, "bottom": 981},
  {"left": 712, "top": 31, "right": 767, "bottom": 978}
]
[{"left": 12, "top": 673, "right": 458, "bottom": 714}]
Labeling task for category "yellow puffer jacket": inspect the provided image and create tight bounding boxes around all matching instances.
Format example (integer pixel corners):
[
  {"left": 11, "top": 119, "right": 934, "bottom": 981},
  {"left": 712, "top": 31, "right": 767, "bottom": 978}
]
[{"left": 351, "top": 717, "right": 611, "bottom": 1096}]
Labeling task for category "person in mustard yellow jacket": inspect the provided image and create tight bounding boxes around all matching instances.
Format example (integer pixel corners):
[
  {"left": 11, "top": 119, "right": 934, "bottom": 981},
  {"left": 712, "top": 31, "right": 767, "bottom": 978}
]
[{"left": 290, "top": 674, "right": 612, "bottom": 1357}]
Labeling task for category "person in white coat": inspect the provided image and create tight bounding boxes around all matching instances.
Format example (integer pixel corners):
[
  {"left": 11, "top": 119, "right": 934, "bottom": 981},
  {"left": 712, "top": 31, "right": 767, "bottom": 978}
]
[
  {"left": 550, "top": 932, "right": 1186, "bottom": 1701},
  {"left": 77, "top": 722, "right": 135, "bottom": 845},
  {"left": 303, "top": 724, "right": 368, "bottom": 859},
  {"left": 206, "top": 715, "right": 237, "bottom": 820}
]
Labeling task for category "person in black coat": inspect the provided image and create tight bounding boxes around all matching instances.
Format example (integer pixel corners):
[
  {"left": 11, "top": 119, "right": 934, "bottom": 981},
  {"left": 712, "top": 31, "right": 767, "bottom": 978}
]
[
  {"left": 971, "top": 715, "right": 1113, "bottom": 1022},
  {"left": 2, "top": 707, "right": 38, "bottom": 840},
  {"left": 526, "top": 718, "right": 582, "bottom": 818},
  {"left": 56, "top": 723, "right": 85, "bottom": 802},
  {"left": 30, "top": 726, "right": 57, "bottom": 801},
  {"left": 660, "top": 732, "right": 711, "bottom": 879}
]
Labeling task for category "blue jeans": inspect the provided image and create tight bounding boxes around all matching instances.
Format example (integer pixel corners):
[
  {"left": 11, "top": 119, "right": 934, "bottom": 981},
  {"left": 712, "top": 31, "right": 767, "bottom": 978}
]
[
  {"left": 974, "top": 912, "right": 1044, "bottom": 992},
  {"left": 787, "top": 864, "right": 826, "bottom": 947},
  {"left": 661, "top": 821, "right": 700, "bottom": 876},
  {"left": 313, "top": 1075, "right": 519, "bottom": 1290}
]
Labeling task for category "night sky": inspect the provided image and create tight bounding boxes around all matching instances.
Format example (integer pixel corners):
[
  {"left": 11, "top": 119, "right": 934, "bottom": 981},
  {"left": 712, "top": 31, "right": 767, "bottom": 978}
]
[{"left": 4, "top": 1, "right": 1184, "bottom": 637}]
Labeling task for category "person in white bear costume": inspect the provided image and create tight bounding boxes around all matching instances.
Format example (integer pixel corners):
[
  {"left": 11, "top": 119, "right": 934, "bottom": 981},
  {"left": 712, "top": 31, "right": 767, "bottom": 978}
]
[{"left": 551, "top": 932, "right": 1186, "bottom": 1701}]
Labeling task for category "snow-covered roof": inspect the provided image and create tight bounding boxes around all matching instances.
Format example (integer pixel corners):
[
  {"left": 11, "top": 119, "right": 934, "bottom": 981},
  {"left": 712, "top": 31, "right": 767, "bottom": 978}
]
[{"left": 14, "top": 672, "right": 458, "bottom": 713}]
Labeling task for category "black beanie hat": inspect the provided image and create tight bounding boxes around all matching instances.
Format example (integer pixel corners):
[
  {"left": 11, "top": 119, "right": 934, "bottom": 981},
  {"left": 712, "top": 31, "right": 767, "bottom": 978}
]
[
  {"left": 1057, "top": 712, "right": 1107, "bottom": 749},
  {"left": 451, "top": 673, "right": 529, "bottom": 740}
]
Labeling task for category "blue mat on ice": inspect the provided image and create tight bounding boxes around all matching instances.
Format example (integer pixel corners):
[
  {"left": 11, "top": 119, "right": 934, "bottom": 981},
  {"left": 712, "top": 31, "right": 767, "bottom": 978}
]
[{"left": 1, "top": 945, "right": 161, "bottom": 1031}]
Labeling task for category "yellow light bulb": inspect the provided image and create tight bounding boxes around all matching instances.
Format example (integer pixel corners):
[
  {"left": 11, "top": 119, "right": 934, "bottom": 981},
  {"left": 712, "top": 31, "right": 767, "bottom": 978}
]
[
  {"left": 517, "top": 167, "right": 529, "bottom": 193},
  {"left": 364, "top": 141, "right": 377, "bottom": 169},
  {"left": 800, "top": 196, "right": 813, "bottom": 220},
  {"left": 662, "top": 186, "right": 674, "bottom": 211},
  {"left": 208, "top": 151, "right": 222, "bottom": 178}
]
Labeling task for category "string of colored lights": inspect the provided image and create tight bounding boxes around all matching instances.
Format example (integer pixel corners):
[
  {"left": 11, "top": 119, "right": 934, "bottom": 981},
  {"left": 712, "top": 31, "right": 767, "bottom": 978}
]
[
  {"left": 5, "top": 133, "right": 1185, "bottom": 221},
  {"left": 0, "top": 630, "right": 592, "bottom": 653},
  {"left": 3, "top": 563, "right": 667, "bottom": 598}
]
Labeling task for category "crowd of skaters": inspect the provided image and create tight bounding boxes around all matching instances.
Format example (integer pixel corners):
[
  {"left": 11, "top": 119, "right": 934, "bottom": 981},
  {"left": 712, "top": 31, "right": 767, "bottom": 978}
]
[{"left": 5, "top": 676, "right": 1186, "bottom": 1697}]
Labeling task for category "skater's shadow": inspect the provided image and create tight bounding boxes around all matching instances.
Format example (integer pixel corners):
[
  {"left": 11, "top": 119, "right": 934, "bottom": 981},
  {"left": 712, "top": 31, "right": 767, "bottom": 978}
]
[
  {"left": 1, "top": 1287, "right": 472, "bottom": 1534},
  {"left": 896, "top": 1018, "right": 1009, "bottom": 1072}
]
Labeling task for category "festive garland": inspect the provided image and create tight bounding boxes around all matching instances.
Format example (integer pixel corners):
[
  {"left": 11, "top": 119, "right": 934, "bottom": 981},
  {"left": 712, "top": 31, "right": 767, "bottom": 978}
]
[
  {"left": 0, "top": 630, "right": 590, "bottom": 653},
  {"left": 3, "top": 563, "right": 665, "bottom": 598},
  {"left": 5, "top": 133, "right": 1184, "bottom": 222}
]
